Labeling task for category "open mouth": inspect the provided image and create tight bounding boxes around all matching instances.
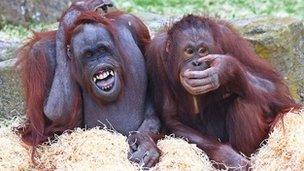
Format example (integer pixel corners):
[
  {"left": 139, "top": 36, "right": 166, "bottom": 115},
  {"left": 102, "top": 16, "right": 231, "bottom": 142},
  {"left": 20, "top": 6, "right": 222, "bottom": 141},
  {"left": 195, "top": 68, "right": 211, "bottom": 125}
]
[{"left": 93, "top": 68, "right": 115, "bottom": 92}]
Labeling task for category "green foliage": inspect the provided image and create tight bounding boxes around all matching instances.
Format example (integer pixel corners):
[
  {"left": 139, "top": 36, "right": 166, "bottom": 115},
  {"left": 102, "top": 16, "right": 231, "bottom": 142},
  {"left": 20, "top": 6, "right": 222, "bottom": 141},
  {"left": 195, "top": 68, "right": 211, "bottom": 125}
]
[
  {"left": 0, "top": 22, "right": 57, "bottom": 41},
  {"left": 112, "top": 0, "right": 304, "bottom": 19},
  {"left": 0, "top": 0, "right": 302, "bottom": 40}
]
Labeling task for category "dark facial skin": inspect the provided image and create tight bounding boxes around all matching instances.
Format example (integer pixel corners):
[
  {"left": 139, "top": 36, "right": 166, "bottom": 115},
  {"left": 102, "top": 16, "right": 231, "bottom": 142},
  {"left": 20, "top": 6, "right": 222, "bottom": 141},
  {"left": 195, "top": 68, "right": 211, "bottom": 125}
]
[
  {"left": 71, "top": 24, "right": 122, "bottom": 103},
  {"left": 167, "top": 28, "right": 214, "bottom": 114},
  {"left": 170, "top": 27, "right": 213, "bottom": 92},
  {"left": 69, "top": 23, "right": 144, "bottom": 132}
]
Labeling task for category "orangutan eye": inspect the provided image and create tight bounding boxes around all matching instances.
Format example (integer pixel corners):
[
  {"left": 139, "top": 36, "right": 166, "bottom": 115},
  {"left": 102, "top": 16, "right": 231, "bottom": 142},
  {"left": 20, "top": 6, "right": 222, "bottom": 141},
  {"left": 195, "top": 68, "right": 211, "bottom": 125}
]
[
  {"left": 185, "top": 48, "right": 194, "bottom": 56},
  {"left": 84, "top": 51, "right": 94, "bottom": 58},
  {"left": 99, "top": 46, "right": 107, "bottom": 53},
  {"left": 198, "top": 47, "right": 208, "bottom": 56}
]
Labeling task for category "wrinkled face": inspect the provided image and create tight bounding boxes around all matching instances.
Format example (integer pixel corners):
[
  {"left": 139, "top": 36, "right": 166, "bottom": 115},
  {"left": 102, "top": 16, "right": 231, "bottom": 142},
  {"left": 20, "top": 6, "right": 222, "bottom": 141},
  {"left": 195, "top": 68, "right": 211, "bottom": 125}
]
[
  {"left": 168, "top": 27, "right": 215, "bottom": 81},
  {"left": 71, "top": 23, "right": 122, "bottom": 102}
]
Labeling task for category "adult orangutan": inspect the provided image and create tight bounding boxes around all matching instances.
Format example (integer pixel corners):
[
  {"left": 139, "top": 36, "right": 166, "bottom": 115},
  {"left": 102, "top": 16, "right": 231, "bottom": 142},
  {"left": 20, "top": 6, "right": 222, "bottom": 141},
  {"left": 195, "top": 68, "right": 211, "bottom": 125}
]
[
  {"left": 146, "top": 15, "right": 299, "bottom": 170},
  {"left": 17, "top": 0, "right": 160, "bottom": 167}
]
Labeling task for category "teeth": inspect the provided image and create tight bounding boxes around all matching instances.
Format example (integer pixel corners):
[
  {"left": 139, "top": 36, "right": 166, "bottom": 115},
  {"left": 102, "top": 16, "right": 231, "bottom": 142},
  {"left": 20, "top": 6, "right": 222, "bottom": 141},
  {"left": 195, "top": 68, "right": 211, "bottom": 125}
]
[
  {"left": 101, "top": 85, "right": 112, "bottom": 91},
  {"left": 99, "top": 71, "right": 110, "bottom": 80},
  {"left": 94, "top": 70, "right": 114, "bottom": 83},
  {"left": 101, "top": 73, "right": 105, "bottom": 79}
]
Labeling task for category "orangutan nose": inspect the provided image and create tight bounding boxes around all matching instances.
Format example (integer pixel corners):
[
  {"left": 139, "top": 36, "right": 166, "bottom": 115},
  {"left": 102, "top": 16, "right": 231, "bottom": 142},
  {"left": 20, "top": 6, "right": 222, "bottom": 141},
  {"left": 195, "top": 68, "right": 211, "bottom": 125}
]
[{"left": 192, "top": 61, "right": 202, "bottom": 67}]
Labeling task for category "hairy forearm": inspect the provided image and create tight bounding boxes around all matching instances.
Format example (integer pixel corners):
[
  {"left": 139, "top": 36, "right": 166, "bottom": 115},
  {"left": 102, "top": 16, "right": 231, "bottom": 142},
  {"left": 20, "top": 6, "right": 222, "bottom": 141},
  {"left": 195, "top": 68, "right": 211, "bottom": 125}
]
[
  {"left": 223, "top": 57, "right": 275, "bottom": 97},
  {"left": 138, "top": 115, "right": 161, "bottom": 134},
  {"left": 165, "top": 119, "right": 221, "bottom": 153},
  {"left": 246, "top": 72, "right": 276, "bottom": 93}
]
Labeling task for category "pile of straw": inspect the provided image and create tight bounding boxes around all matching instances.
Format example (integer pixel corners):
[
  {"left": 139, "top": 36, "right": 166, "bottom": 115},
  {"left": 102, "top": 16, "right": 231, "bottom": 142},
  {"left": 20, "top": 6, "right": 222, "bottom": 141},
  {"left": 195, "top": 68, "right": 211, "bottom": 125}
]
[
  {"left": 36, "top": 128, "right": 136, "bottom": 170},
  {"left": 0, "top": 126, "right": 212, "bottom": 170},
  {"left": 153, "top": 136, "right": 213, "bottom": 170},
  {"left": 0, "top": 108, "right": 303, "bottom": 170},
  {"left": 0, "top": 120, "right": 32, "bottom": 170},
  {"left": 251, "top": 108, "right": 304, "bottom": 170},
  {"left": 36, "top": 129, "right": 213, "bottom": 170}
]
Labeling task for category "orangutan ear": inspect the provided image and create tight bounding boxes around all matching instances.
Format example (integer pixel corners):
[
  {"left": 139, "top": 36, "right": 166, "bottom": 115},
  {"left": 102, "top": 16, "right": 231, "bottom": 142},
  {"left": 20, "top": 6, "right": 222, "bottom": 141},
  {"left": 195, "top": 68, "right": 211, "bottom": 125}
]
[
  {"left": 165, "top": 40, "right": 172, "bottom": 53},
  {"left": 67, "top": 45, "right": 72, "bottom": 60}
]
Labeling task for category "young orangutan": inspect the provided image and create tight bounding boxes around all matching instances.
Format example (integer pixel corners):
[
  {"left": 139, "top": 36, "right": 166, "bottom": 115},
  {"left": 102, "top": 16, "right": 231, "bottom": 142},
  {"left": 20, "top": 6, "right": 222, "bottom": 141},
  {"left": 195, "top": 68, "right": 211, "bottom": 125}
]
[{"left": 147, "top": 15, "right": 298, "bottom": 170}]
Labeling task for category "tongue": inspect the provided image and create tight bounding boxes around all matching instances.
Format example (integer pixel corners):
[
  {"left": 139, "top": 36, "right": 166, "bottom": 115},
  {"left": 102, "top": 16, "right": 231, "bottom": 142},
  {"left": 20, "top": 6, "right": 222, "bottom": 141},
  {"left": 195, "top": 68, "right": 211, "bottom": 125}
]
[
  {"left": 97, "top": 81, "right": 107, "bottom": 88},
  {"left": 96, "top": 76, "right": 114, "bottom": 88}
]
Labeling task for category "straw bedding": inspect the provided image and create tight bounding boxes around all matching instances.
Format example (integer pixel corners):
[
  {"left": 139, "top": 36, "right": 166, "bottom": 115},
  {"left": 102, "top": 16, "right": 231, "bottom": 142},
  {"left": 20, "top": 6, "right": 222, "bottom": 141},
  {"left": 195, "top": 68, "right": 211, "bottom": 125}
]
[
  {"left": 251, "top": 108, "right": 304, "bottom": 171},
  {"left": 0, "top": 108, "right": 303, "bottom": 170}
]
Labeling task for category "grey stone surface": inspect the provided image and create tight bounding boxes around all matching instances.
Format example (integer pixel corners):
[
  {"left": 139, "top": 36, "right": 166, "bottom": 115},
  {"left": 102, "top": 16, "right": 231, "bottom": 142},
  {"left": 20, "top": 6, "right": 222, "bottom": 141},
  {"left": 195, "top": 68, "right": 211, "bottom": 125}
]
[
  {"left": 0, "top": 59, "right": 24, "bottom": 118},
  {"left": 0, "top": 0, "right": 77, "bottom": 24},
  {"left": 232, "top": 17, "right": 304, "bottom": 102},
  {"left": 136, "top": 12, "right": 170, "bottom": 37},
  {"left": 0, "top": 40, "right": 20, "bottom": 62}
]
